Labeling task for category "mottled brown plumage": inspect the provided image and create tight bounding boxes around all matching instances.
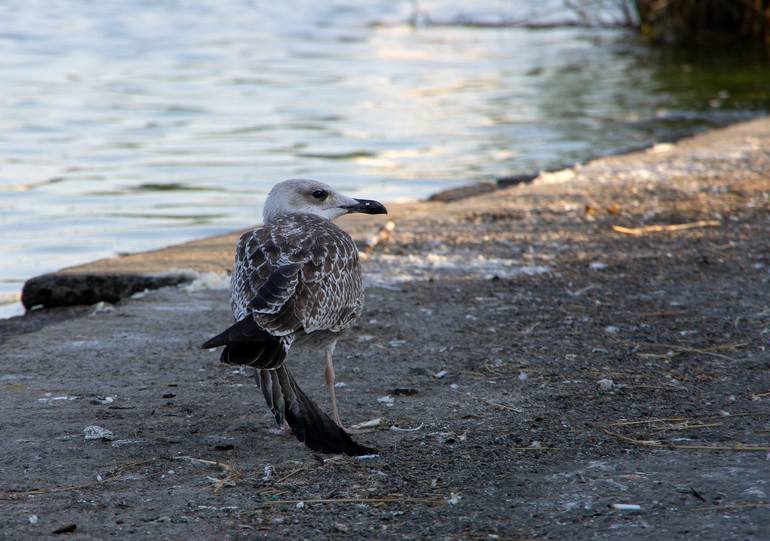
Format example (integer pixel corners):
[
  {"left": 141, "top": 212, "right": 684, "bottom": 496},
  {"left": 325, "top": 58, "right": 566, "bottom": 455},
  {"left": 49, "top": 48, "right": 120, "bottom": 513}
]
[
  {"left": 231, "top": 214, "right": 363, "bottom": 336},
  {"left": 202, "top": 179, "right": 386, "bottom": 456}
]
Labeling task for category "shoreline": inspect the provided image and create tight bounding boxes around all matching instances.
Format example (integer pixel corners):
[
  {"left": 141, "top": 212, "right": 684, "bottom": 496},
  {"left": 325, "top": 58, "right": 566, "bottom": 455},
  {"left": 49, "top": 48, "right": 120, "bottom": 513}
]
[
  {"left": 1, "top": 115, "right": 769, "bottom": 538},
  {"left": 13, "top": 115, "right": 770, "bottom": 314}
]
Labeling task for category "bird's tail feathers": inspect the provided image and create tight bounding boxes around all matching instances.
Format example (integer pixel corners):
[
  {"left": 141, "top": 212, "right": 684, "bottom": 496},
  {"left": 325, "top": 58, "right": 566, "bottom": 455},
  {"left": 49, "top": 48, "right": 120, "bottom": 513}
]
[
  {"left": 201, "top": 318, "right": 288, "bottom": 370},
  {"left": 258, "top": 366, "right": 377, "bottom": 456}
]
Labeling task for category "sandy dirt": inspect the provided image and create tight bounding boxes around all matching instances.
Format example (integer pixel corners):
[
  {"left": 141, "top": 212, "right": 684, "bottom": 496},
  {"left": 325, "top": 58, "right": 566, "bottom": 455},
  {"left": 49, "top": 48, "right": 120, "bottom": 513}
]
[{"left": 1, "top": 118, "right": 770, "bottom": 540}]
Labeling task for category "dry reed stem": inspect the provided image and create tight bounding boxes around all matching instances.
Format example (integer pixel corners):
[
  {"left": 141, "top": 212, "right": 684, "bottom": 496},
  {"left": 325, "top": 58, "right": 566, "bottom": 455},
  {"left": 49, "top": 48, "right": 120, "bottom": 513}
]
[
  {"left": 605, "top": 430, "right": 770, "bottom": 452},
  {"left": 637, "top": 310, "right": 686, "bottom": 317},
  {"left": 263, "top": 495, "right": 441, "bottom": 506},
  {"left": 477, "top": 397, "right": 522, "bottom": 412},
  {"left": 0, "top": 458, "right": 162, "bottom": 500},
  {"left": 173, "top": 456, "right": 241, "bottom": 492},
  {"left": 695, "top": 502, "right": 770, "bottom": 512},
  {"left": 274, "top": 466, "right": 309, "bottom": 484},
  {"left": 611, "top": 220, "right": 720, "bottom": 236},
  {"left": 632, "top": 341, "right": 747, "bottom": 362}
]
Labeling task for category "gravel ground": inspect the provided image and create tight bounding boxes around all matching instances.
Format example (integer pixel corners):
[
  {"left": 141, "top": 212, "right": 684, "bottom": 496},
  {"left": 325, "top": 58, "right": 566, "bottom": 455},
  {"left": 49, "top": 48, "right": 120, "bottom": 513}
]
[{"left": 1, "top": 118, "right": 769, "bottom": 540}]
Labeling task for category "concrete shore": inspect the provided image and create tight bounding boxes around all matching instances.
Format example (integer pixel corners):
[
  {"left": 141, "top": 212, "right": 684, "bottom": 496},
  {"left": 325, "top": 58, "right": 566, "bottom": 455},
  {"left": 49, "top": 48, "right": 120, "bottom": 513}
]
[{"left": 2, "top": 118, "right": 770, "bottom": 540}]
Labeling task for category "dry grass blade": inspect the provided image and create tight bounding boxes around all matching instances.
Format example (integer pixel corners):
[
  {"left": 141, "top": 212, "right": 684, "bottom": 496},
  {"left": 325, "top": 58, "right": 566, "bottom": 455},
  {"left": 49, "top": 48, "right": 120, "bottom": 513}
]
[
  {"left": 478, "top": 397, "right": 523, "bottom": 412},
  {"left": 611, "top": 220, "right": 720, "bottom": 236},
  {"left": 632, "top": 341, "right": 747, "bottom": 362},
  {"left": 173, "top": 456, "right": 241, "bottom": 492},
  {"left": 637, "top": 310, "right": 686, "bottom": 317},
  {"left": 263, "top": 495, "right": 442, "bottom": 506},
  {"left": 611, "top": 412, "right": 770, "bottom": 427},
  {"left": 610, "top": 417, "right": 687, "bottom": 427},
  {"left": 0, "top": 458, "right": 162, "bottom": 500},
  {"left": 695, "top": 502, "right": 770, "bottom": 512},
  {"left": 605, "top": 430, "right": 770, "bottom": 452},
  {"left": 657, "top": 423, "right": 723, "bottom": 431},
  {"left": 274, "top": 466, "right": 309, "bottom": 484}
]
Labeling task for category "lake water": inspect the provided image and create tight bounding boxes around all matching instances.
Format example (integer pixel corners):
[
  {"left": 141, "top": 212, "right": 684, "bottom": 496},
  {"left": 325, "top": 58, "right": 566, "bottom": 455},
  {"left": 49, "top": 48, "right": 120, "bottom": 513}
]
[{"left": 1, "top": 0, "right": 769, "bottom": 317}]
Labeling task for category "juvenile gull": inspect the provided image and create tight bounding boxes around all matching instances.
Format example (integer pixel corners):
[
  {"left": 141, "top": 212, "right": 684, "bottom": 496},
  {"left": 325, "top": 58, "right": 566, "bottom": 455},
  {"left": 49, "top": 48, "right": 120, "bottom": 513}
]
[{"left": 201, "top": 179, "right": 387, "bottom": 455}]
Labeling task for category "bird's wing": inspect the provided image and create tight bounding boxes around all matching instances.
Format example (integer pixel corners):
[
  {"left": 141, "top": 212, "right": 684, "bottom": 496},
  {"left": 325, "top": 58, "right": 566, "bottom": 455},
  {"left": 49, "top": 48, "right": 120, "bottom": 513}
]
[
  {"left": 293, "top": 219, "right": 363, "bottom": 333},
  {"left": 232, "top": 216, "right": 363, "bottom": 335},
  {"left": 231, "top": 225, "right": 307, "bottom": 336}
]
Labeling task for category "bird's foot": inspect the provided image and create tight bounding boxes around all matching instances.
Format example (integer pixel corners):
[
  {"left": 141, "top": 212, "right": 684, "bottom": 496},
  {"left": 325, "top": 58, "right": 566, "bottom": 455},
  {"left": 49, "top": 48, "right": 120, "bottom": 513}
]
[{"left": 269, "top": 420, "right": 294, "bottom": 437}]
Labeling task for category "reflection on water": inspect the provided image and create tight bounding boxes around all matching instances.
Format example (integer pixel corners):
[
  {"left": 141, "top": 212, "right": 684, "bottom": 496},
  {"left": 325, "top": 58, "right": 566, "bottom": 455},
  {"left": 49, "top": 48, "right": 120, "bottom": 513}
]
[{"left": 1, "top": 1, "right": 769, "bottom": 311}]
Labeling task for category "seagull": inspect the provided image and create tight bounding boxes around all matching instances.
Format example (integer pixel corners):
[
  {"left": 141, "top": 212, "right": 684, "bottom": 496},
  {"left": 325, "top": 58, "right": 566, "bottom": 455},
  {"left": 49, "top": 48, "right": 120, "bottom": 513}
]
[{"left": 201, "top": 179, "right": 387, "bottom": 456}]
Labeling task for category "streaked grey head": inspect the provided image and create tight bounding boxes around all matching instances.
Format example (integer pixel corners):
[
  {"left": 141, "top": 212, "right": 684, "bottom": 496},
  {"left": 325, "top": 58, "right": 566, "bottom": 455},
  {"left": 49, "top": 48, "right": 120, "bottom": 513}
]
[{"left": 262, "top": 179, "right": 387, "bottom": 224}]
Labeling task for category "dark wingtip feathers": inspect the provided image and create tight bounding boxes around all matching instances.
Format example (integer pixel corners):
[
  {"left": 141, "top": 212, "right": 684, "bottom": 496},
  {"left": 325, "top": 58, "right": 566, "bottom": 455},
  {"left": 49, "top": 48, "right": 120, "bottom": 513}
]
[
  {"left": 260, "top": 366, "right": 377, "bottom": 457},
  {"left": 201, "top": 318, "right": 287, "bottom": 369}
]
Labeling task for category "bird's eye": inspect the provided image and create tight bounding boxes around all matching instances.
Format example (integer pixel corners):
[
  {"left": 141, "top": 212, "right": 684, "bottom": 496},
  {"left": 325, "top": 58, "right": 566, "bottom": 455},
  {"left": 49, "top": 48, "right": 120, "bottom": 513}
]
[{"left": 311, "top": 189, "right": 328, "bottom": 200}]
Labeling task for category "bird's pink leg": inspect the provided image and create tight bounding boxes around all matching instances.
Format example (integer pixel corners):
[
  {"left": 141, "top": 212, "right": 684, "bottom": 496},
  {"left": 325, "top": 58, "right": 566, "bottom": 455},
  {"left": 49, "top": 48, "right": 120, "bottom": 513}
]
[{"left": 324, "top": 340, "right": 347, "bottom": 431}]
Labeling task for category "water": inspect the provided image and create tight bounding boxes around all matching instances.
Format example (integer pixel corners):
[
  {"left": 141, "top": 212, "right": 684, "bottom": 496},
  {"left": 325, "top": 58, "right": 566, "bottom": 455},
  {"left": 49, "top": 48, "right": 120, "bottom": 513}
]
[{"left": 1, "top": 1, "right": 769, "bottom": 316}]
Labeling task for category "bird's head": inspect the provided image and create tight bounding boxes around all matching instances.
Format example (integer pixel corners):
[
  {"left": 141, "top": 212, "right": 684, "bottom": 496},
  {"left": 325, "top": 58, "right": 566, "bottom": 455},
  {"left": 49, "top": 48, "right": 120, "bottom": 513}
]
[{"left": 263, "top": 179, "right": 387, "bottom": 223}]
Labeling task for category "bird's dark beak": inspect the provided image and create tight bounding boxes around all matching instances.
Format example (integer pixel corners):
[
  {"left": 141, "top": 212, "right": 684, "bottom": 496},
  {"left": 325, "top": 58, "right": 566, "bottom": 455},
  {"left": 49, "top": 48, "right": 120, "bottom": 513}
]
[{"left": 342, "top": 199, "right": 388, "bottom": 215}]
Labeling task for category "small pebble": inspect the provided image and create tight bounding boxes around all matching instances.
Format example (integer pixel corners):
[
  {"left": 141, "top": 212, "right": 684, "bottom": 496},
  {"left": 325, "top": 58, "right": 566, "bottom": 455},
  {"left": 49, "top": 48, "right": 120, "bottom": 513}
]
[
  {"left": 83, "top": 425, "right": 114, "bottom": 441},
  {"left": 52, "top": 524, "right": 77, "bottom": 535},
  {"left": 597, "top": 378, "right": 615, "bottom": 391},
  {"left": 28, "top": 515, "right": 38, "bottom": 525},
  {"left": 611, "top": 503, "right": 641, "bottom": 511},
  {"left": 391, "top": 387, "right": 418, "bottom": 396},
  {"left": 605, "top": 325, "right": 619, "bottom": 334},
  {"left": 434, "top": 370, "right": 448, "bottom": 379}
]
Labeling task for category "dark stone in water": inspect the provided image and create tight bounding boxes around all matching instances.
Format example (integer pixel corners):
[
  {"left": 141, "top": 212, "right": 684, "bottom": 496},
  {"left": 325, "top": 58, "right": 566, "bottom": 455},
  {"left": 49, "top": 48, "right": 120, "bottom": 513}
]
[
  {"left": 427, "top": 182, "right": 497, "bottom": 203},
  {"left": 496, "top": 172, "right": 538, "bottom": 187},
  {"left": 21, "top": 272, "right": 195, "bottom": 310}
]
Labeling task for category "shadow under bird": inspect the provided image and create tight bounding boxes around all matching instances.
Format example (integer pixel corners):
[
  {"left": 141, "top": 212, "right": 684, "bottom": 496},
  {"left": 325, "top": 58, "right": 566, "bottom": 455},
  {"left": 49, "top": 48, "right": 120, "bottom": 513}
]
[{"left": 201, "top": 179, "right": 387, "bottom": 456}]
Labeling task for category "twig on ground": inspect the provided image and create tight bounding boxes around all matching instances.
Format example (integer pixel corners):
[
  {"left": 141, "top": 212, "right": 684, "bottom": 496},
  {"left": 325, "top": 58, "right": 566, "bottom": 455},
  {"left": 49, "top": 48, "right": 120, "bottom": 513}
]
[
  {"left": 173, "top": 456, "right": 241, "bottom": 492},
  {"left": 0, "top": 458, "right": 163, "bottom": 500},
  {"left": 695, "top": 502, "right": 770, "bottom": 512},
  {"left": 477, "top": 397, "right": 523, "bottom": 412},
  {"left": 263, "top": 495, "right": 442, "bottom": 506},
  {"left": 274, "top": 466, "right": 309, "bottom": 484},
  {"left": 632, "top": 341, "right": 747, "bottom": 362},
  {"left": 611, "top": 220, "right": 720, "bottom": 236},
  {"left": 637, "top": 310, "right": 686, "bottom": 317},
  {"left": 604, "top": 430, "right": 770, "bottom": 452},
  {"left": 621, "top": 384, "right": 690, "bottom": 392},
  {"left": 610, "top": 417, "right": 687, "bottom": 427},
  {"left": 652, "top": 423, "right": 723, "bottom": 431},
  {"left": 611, "top": 412, "right": 769, "bottom": 427}
]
